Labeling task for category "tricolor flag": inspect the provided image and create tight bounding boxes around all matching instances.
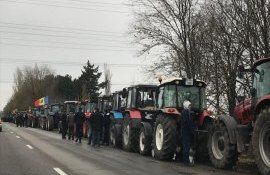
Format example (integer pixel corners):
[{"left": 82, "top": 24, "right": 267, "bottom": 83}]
[{"left": 34, "top": 96, "right": 49, "bottom": 107}]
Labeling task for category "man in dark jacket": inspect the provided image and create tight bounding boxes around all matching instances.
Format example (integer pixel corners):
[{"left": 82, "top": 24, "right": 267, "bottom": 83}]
[
  {"left": 181, "top": 100, "right": 195, "bottom": 166},
  {"left": 74, "top": 107, "right": 85, "bottom": 143},
  {"left": 91, "top": 108, "right": 103, "bottom": 147},
  {"left": 102, "top": 109, "right": 111, "bottom": 145},
  {"left": 60, "top": 106, "right": 68, "bottom": 139}
]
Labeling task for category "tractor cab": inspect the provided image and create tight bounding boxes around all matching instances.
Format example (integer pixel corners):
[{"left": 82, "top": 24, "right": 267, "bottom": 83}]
[
  {"left": 98, "top": 95, "right": 112, "bottom": 114},
  {"left": 124, "top": 85, "right": 157, "bottom": 112},
  {"left": 157, "top": 78, "right": 207, "bottom": 121},
  {"left": 64, "top": 101, "right": 78, "bottom": 115}
]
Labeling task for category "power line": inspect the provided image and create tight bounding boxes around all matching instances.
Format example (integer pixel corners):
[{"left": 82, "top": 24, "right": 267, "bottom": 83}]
[
  {"left": 0, "top": 30, "right": 130, "bottom": 43},
  {"left": 0, "top": 37, "right": 131, "bottom": 49},
  {"left": 0, "top": 0, "right": 129, "bottom": 14},
  {"left": 0, "top": 80, "right": 132, "bottom": 86},
  {"left": 60, "top": 0, "right": 125, "bottom": 6},
  {"left": 0, "top": 24, "right": 125, "bottom": 37},
  {"left": 0, "top": 21, "right": 123, "bottom": 35},
  {"left": 0, "top": 42, "right": 135, "bottom": 52},
  {"left": 0, "top": 58, "right": 148, "bottom": 67}
]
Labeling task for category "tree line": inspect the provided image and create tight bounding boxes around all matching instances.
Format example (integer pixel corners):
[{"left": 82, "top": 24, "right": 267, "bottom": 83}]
[
  {"left": 3, "top": 61, "right": 107, "bottom": 115},
  {"left": 130, "top": 0, "right": 270, "bottom": 115}
]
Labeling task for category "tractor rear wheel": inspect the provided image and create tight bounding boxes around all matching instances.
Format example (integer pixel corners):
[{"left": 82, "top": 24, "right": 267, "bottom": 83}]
[
  {"left": 139, "top": 123, "right": 152, "bottom": 156},
  {"left": 110, "top": 123, "right": 122, "bottom": 148},
  {"left": 153, "top": 114, "right": 177, "bottom": 160},
  {"left": 252, "top": 107, "right": 270, "bottom": 175},
  {"left": 122, "top": 117, "right": 139, "bottom": 152},
  {"left": 208, "top": 121, "right": 238, "bottom": 169}
]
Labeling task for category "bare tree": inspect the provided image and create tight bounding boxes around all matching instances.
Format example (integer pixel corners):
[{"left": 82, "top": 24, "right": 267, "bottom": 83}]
[{"left": 104, "top": 63, "right": 112, "bottom": 96}]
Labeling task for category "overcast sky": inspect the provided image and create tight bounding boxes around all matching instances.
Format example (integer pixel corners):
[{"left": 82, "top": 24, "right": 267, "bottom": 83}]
[{"left": 0, "top": 0, "right": 156, "bottom": 110}]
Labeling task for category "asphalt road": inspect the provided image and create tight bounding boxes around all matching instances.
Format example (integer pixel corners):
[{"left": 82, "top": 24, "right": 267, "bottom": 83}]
[{"left": 0, "top": 123, "right": 258, "bottom": 175}]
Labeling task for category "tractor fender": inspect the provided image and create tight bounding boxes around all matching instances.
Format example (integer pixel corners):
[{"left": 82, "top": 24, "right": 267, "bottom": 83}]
[
  {"left": 141, "top": 122, "right": 153, "bottom": 136},
  {"left": 126, "top": 109, "right": 142, "bottom": 119},
  {"left": 215, "top": 115, "right": 238, "bottom": 144},
  {"left": 112, "top": 111, "right": 123, "bottom": 119}
]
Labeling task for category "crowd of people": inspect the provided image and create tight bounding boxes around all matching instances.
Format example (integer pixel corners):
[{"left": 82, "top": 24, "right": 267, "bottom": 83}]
[
  {"left": 60, "top": 106, "right": 110, "bottom": 147},
  {"left": 15, "top": 112, "right": 29, "bottom": 128}
]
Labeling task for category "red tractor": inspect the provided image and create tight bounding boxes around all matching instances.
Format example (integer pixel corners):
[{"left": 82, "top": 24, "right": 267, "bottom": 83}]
[
  {"left": 152, "top": 78, "right": 213, "bottom": 161},
  {"left": 121, "top": 84, "right": 157, "bottom": 152},
  {"left": 208, "top": 58, "right": 270, "bottom": 175}
]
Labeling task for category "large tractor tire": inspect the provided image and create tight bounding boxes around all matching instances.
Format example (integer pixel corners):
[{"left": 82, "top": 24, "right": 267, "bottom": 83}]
[
  {"left": 139, "top": 122, "right": 153, "bottom": 156},
  {"left": 110, "top": 123, "right": 122, "bottom": 148},
  {"left": 208, "top": 121, "right": 238, "bottom": 169},
  {"left": 252, "top": 107, "right": 270, "bottom": 175},
  {"left": 153, "top": 114, "right": 177, "bottom": 160},
  {"left": 122, "top": 117, "right": 139, "bottom": 152}
]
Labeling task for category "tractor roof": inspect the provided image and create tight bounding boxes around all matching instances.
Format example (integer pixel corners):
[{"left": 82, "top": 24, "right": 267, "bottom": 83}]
[
  {"left": 254, "top": 57, "right": 270, "bottom": 68},
  {"left": 128, "top": 84, "right": 157, "bottom": 89},
  {"left": 159, "top": 77, "right": 206, "bottom": 87},
  {"left": 64, "top": 101, "right": 78, "bottom": 104}
]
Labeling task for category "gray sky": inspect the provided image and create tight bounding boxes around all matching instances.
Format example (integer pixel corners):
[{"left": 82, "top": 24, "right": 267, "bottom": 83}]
[{"left": 0, "top": 0, "right": 156, "bottom": 110}]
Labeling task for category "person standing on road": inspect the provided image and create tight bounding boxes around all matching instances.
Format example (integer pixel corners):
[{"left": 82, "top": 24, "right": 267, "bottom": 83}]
[
  {"left": 87, "top": 114, "right": 93, "bottom": 145},
  {"left": 24, "top": 112, "right": 28, "bottom": 127},
  {"left": 60, "top": 106, "right": 68, "bottom": 139},
  {"left": 67, "top": 112, "right": 75, "bottom": 141},
  {"left": 91, "top": 108, "right": 103, "bottom": 147},
  {"left": 102, "top": 109, "right": 111, "bottom": 146},
  {"left": 181, "top": 100, "right": 195, "bottom": 166},
  {"left": 74, "top": 107, "right": 85, "bottom": 143}
]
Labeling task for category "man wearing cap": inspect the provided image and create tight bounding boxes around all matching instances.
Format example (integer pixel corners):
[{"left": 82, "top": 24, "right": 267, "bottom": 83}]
[{"left": 181, "top": 100, "right": 195, "bottom": 166}]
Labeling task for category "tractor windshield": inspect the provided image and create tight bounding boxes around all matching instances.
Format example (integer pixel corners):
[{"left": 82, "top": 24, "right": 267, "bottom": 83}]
[
  {"left": 136, "top": 88, "right": 156, "bottom": 108},
  {"left": 161, "top": 85, "right": 206, "bottom": 109},
  {"left": 254, "top": 62, "right": 270, "bottom": 98},
  {"left": 86, "top": 103, "right": 96, "bottom": 112},
  {"left": 177, "top": 86, "right": 206, "bottom": 109}
]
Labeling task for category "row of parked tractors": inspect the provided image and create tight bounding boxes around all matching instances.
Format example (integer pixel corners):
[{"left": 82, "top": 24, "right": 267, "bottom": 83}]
[{"left": 15, "top": 58, "right": 270, "bottom": 175}]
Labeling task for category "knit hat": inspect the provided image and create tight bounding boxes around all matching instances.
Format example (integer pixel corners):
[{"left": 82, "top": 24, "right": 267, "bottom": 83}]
[{"left": 183, "top": 100, "right": 191, "bottom": 109}]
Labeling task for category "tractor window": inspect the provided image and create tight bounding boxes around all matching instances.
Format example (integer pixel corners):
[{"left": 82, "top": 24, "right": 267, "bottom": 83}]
[
  {"left": 177, "top": 86, "right": 203, "bottom": 109},
  {"left": 86, "top": 103, "right": 96, "bottom": 112},
  {"left": 136, "top": 88, "right": 155, "bottom": 108},
  {"left": 255, "top": 62, "right": 270, "bottom": 98},
  {"left": 51, "top": 105, "right": 60, "bottom": 113},
  {"left": 113, "top": 94, "right": 119, "bottom": 110},
  {"left": 158, "top": 87, "right": 164, "bottom": 108},
  {"left": 127, "top": 89, "right": 132, "bottom": 108},
  {"left": 163, "top": 85, "right": 177, "bottom": 107}
]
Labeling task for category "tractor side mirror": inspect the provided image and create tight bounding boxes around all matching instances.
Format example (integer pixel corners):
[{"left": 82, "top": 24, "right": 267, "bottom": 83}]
[
  {"left": 238, "top": 65, "right": 245, "bottom": 79},
  {"left": 251, "top": 88, "right": 257, "bottom": 97},
  {"left": 236, "top": 95, "right": 245, "bottom": 103}
]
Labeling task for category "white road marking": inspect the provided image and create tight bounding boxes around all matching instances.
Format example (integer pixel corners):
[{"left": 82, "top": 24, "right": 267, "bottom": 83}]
[
  {"left": 16, "top": 136, "right": 20, "bottom": 138},
  {"left": 26, "top": 145, "right": 33, "bottom": 149},
  {"left": 53, "top": 168, "right": 68, "bottom": 175},
  {"left": 10, "top": 132, "right": 14, "bottom": 134}
]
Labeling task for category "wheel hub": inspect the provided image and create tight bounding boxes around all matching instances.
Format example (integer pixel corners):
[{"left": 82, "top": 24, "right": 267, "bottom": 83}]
[
  {"left": 212, "top": 131, "right": 225, "bottom": 160},
  {"left": 155, "top": 124, "right": 164, "bottom": 151},
  {"left": 140, "top": 131, "right": 145, "bottom": 151},
  {"left": 259, "top": 122, "right": 270, "bottom": 168},
  {"left": 123, "top": 124, "right": 130, "bottom": 146}
]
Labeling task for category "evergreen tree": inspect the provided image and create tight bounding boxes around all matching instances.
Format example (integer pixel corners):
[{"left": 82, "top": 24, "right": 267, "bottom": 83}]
[{"left": 77, "top": 61, "right": 106, "bottom": 102}]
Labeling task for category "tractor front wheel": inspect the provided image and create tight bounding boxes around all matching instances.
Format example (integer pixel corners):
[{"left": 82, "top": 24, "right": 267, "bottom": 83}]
[
  {"left": 252, "top": 107, "right": 270, "bottom": 175},
  {"left": 208, "top": 121, "right": 238, "bottom": 169},
  {"left": 153, "top": 114, "right": 177, "bottom": 160}
]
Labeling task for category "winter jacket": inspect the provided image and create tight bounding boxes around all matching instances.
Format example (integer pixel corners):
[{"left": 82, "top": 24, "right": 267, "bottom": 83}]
[{"left": 91, "top": 112, "right": 103, "bottom": 131}]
